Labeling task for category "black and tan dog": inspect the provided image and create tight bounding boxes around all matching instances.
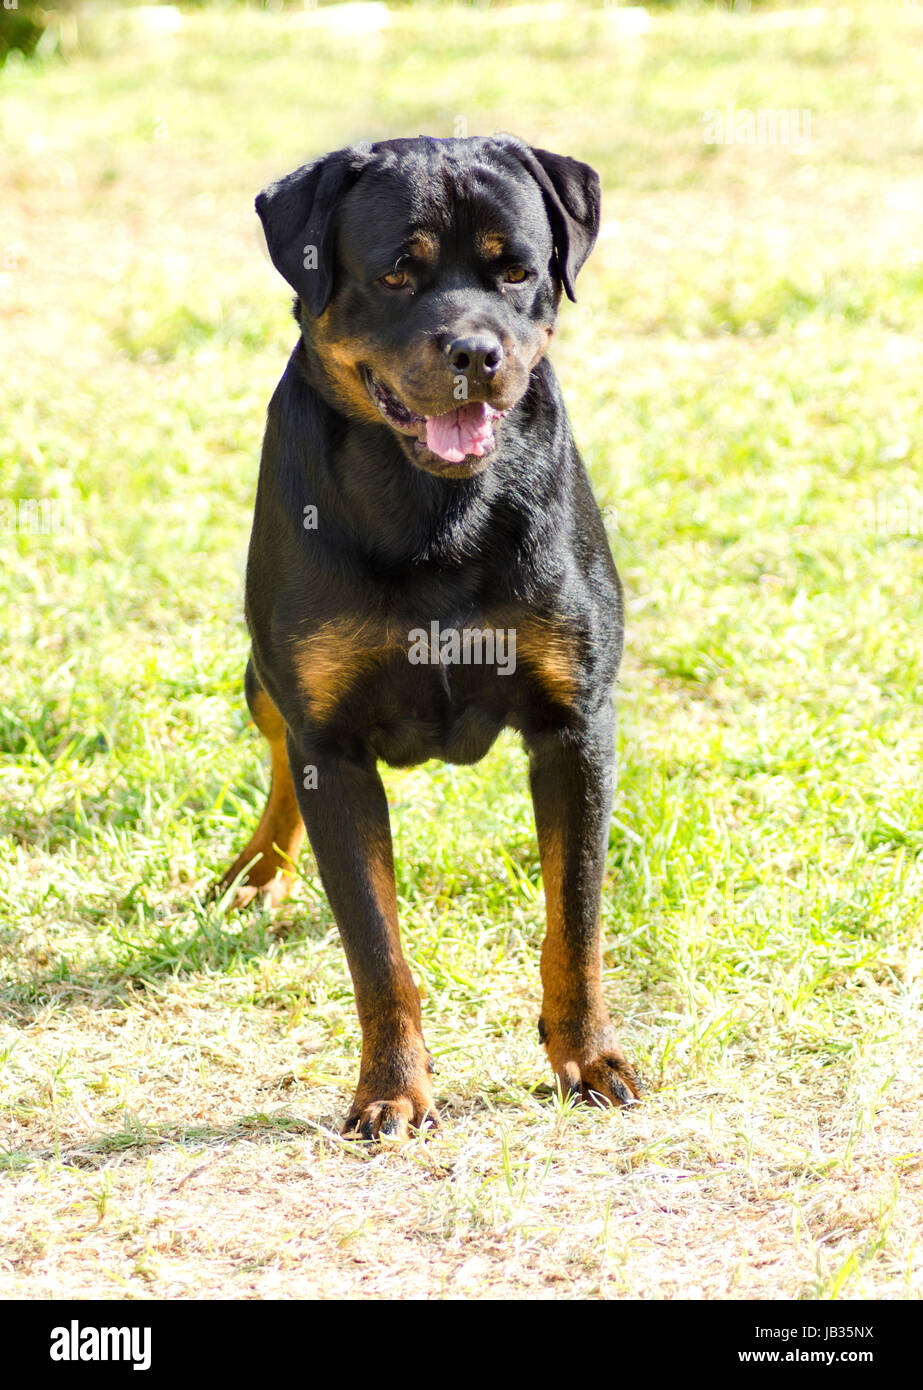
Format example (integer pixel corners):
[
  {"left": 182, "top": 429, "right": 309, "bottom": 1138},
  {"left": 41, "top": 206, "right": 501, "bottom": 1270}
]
[{"left": 219, "top": 135, "right": 640, "bottom": 1138}]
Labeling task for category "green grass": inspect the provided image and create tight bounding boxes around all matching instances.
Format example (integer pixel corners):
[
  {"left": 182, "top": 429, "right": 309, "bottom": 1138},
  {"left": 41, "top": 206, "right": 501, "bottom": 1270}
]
[{"left": 1, "top": 1, "right": 922, "bottom": 1299}]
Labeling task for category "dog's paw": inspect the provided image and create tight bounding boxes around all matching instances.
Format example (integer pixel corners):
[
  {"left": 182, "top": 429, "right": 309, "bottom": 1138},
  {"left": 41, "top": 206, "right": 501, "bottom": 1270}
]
[
  {"left": 343, "top": 1078, "right": 439, "bottom": 1142},
  {"left": 540, "top": 1018, "right": 641, "bottom": 1108},
  {"left": 343, "top": 1095, "right": 440, "bottom": 1142},
  {"left": 214, "top": 856, "right": 295, "bottom": 914},
  {"left": 221, "top": 874, "right": 293, "bottom": 914},
  {"left": 554, "top": 1052, "right": 641, "bottom": 1107}
]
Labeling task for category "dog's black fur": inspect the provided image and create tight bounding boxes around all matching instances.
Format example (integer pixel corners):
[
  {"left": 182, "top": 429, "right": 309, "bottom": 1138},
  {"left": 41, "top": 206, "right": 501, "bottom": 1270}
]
[{"left": 220, "top": 135, "right": 639, "bottom": 1137}]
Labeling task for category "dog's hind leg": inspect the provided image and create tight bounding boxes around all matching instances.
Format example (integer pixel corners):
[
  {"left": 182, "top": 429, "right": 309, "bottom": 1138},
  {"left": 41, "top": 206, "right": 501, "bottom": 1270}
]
[{"left": 218, "top": 657, "right": 306, "bottom": 911}]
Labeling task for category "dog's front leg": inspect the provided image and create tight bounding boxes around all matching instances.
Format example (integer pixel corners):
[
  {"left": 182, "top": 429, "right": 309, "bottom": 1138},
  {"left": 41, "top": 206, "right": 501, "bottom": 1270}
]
[
  {"left": 527, "top": 712, "right": 640, "bottom": 1107},
  {"left": 291, "top": 736, "right": 437, "bottom": 1139}
]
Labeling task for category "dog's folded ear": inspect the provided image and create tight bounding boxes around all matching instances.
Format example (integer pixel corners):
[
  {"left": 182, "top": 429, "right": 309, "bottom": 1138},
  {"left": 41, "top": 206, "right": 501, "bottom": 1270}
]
[
  {"left": 256, "top": 144, "right": 372, "bottom": 316},
  {"left": 496, "top": 140, "right": 601, "bottom": 302}
]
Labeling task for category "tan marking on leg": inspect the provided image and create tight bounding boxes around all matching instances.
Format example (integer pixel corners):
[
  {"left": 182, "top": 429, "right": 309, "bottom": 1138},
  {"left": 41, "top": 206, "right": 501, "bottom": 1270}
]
[
  {"left": 220, "top": 689, "right": 305, "bottom": 909},
  {"left": 535, "top": 823, "right": 639, "bottom": 1106},
  {"left": 344, "top": 830, "right": 437, "bottom": 1138},
  {"left": 536, "top": 823, "right": 598, "bottom": 1032}
]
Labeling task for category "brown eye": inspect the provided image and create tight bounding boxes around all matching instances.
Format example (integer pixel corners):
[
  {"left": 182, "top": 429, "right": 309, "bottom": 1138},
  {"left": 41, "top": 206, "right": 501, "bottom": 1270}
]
[
  {"left": 504, "top": 267, "right": 528, "bottom": 284},
  {"left": 379, "top": 270, "right": 410, "bottom": 289}
]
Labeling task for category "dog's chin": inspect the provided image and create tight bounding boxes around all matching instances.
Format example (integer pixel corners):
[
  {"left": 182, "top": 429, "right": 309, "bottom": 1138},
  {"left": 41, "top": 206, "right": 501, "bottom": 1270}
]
[
  {"left": 361, "top": 367, "right": 509, "bottom": 479},
  {"left": 401, "top": 437, "right": 495, "bottom": 480}
]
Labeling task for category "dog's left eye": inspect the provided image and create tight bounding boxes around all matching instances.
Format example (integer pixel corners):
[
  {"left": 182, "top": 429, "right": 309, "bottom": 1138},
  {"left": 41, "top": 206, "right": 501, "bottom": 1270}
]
[
  {"left": 379, "top": 270, "right": 411, "bottom": 290},
  {"left": 503, "top": 267, "right": 529, "bottom": 284}
]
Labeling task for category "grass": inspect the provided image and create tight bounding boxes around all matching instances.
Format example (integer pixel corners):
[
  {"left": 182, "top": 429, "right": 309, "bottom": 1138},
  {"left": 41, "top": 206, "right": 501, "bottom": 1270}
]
[{"left": 1, "top": 0, "right": 923, "bottom": 1299}]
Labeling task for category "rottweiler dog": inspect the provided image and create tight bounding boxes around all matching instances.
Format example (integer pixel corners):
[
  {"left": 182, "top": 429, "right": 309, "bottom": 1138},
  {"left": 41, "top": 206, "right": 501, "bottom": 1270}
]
[{"left": 219, "top": 135, "right": 640, "bottom": 1139}]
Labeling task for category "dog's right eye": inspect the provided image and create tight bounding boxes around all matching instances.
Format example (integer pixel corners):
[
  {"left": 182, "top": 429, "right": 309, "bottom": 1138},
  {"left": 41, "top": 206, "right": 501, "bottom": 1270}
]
[{"left": 378, "top": 270, "right": 411, "bottom": 290}]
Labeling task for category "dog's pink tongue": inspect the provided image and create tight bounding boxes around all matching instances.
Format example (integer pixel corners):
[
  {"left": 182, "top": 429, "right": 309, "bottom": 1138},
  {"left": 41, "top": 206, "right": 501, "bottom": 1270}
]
[{"left": 425, "top": 402, "right": 495, "bottom": 463}]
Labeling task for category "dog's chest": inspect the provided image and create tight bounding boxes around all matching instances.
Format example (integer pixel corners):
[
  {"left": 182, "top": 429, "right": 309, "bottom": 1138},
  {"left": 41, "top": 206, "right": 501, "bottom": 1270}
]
[{"left": 290, "top": 607, "right": 581, "bottom": 766}]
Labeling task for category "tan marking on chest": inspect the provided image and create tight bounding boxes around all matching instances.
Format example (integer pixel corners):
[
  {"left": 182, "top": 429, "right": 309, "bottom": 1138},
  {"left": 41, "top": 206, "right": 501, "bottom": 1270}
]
[
  {"left": 488, "top": 609, "right": 582, "bottom": 708},
  {"left": 292, "top": 618, "right": 403, "bottom": 724}
]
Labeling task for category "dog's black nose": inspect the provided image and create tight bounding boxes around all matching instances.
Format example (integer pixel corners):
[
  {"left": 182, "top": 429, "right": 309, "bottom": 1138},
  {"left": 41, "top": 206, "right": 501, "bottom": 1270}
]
[{"left": 444, "top": 334, "right": 503, "bottom": 378}]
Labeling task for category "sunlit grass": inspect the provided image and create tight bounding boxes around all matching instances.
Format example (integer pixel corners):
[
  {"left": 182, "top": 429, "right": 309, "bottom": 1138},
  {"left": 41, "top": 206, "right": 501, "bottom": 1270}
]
[{"left": 1, "top": 1, "right": 922, "bottom": 1299}]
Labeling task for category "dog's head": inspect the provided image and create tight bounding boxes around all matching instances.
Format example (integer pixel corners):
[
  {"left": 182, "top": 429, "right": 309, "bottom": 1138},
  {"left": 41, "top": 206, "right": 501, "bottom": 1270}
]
[{"left": 256, "top": 135, "right": 600, "bottom": 479}]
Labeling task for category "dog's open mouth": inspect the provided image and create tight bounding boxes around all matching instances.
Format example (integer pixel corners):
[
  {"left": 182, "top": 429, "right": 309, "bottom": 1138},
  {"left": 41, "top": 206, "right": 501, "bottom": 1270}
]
[{"left": 362, "top": 368, "right": 507, "bottom": 465}]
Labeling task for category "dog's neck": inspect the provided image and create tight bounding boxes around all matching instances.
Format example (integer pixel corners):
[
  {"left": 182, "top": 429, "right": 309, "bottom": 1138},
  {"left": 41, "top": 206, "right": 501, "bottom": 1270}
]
[{"left": 283, "top": 339, "right": 545, "bottom": 573}]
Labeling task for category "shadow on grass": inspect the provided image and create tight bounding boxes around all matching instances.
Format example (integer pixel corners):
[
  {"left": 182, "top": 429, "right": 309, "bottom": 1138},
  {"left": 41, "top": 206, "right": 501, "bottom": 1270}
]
[
  {"left": 0, "top": 1088, "right": 573, "bottom": 1176},
  {"left": 0, "top": 1089, "right": 578, "bottom": 1178},
  {"left": 0, "top": 1108, "right": 375, "bottom": 1175},
  {"left": 0, "top": 887, "right": 336, "bottom": 1020}
]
